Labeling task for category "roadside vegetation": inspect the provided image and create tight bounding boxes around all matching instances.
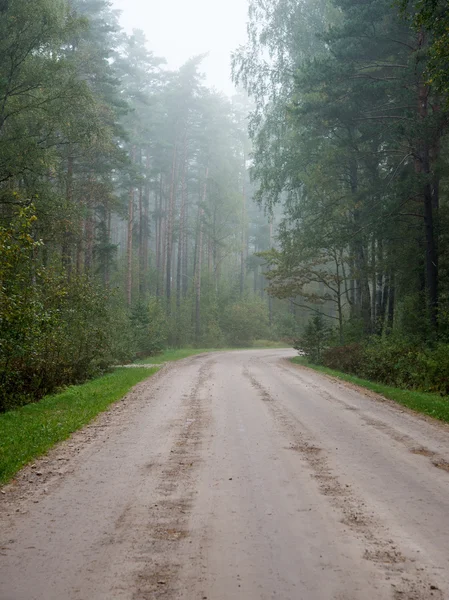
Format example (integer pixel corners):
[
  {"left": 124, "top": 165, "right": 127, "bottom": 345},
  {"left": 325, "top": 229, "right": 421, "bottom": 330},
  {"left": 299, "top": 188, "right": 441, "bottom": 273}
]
[
  {"left": 234, "top": 0, "right": 449, "bottom": 405},
  {"left": 2, "top": 0, "right": 449, "bottom": 417},
  {"left": 292, "top": 356, "right": 449, "bottom": 425},
  {"left": 0, "top": 0, "right": 296, "bottom": 414},
  {"left": 0, "top": 367, "right": 157, "bottom": 485},
  {"left": 293, "top": 314, "right": 449, "bottom": 395}
]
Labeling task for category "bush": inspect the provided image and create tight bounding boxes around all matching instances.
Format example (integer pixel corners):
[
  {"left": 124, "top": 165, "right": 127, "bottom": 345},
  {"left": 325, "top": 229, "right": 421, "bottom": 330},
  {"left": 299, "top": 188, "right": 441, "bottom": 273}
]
[
  {"left": 294, "top": 315, "right": 332, "bottom": 363},
  {"left": 320, "top": 336, "right": 449, "bottom": 396},
  {"left": 0, "top": 210, "right": 142, "bottom": 411},
  {"left": 0, "top": 270, "right": 137, "bottom": 411},
  {"left": 146, "top": 299, "right": 169, "bottom": 355},
  {"left": 131, "top": 299, "right": 168, "bottom": 357},
  {"left": 221, "top": 298, "right": 269, "bottom": 347},
  {"left": 358, "top": 337, "right": 417, "bottom": 388},
  {"left": 321, "top": 343, "right": 364, "bottom": 374},
  {"left": 272, "top": 312, "right": 302, "bottom": 341}
]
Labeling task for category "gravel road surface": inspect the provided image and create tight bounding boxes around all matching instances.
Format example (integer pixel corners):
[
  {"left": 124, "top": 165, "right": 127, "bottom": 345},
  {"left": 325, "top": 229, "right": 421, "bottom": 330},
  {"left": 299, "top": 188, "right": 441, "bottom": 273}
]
[{"left": 1, "top": 349, "right": 449, "bottom": 600}]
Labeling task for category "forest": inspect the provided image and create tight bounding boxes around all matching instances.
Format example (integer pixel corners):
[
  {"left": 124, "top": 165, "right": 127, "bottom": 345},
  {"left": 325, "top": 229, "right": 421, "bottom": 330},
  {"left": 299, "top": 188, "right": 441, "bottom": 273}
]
[
  {"left": 1, "top": 0, "right": 449, "bottom": 411},
  {"left": 0, "top": 0, "right": 293, "bottom": 411},
  {"left": 233, "top": 0, "right": 449, "bottom": 395}
]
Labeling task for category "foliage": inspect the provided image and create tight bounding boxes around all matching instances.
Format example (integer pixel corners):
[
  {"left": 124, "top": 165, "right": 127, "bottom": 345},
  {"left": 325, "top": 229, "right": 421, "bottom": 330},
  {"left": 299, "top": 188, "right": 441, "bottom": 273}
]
[
  {"left": 221, "top": 298, "right": 270, "bottom": 346},
  {"left": 145, "top": 299, "right": 169, "bottom": 355},
  {"left": 320, "top": 337, "right": 449, "bottom": 395},
  {"left": 401, "top": 0, "right": 449, "bottom": 97},
  {"left": 0, "top": 266, "right": 136, "bottom": 411},
  {"left": 321, "top": 343, "right": 364, "bottom": 374},
  {"left": 234, "top": 0, "right": 449, "bottom": 367},
  {"left": 272, "top": 311, "right": 302, "bottom": 340},
  {"left": 294, "top": 315, "right": 333, "bottom": 363},
  {"left": 0, "top": 0, "right": 292, "bottom": 410}
]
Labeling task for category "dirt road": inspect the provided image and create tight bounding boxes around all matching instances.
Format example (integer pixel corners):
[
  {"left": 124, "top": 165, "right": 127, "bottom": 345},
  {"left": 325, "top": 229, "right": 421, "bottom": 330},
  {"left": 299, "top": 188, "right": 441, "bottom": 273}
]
[{"left": 1, "top": 349, "right": 449, "bottom": 600}]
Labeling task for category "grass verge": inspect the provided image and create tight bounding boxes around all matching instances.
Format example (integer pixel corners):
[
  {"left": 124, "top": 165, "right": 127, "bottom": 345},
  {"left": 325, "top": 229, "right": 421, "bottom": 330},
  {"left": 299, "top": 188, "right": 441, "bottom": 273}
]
[
  {"left": 0, "top": 367, "right": 157, "bottom": 485},
  {"left": 291, "top": 356, "right": 449, "bottom": 424}
]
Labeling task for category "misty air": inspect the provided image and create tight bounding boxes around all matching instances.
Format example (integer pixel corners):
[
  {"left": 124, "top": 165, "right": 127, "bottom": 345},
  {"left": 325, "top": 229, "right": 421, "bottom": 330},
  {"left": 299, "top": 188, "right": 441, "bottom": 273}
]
[{"left": 1, "top": 0, "right": 449, "bottom": 598}]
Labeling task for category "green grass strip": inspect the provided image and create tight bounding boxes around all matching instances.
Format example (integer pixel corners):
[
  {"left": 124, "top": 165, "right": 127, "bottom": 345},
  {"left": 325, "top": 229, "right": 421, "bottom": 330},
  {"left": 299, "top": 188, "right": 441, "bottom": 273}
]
[
  {"left": 0, "top": 367, "right": 157, "bottom": 485},
  {"left": 291, "top": 356, "right": 449, "bottom": 424}
]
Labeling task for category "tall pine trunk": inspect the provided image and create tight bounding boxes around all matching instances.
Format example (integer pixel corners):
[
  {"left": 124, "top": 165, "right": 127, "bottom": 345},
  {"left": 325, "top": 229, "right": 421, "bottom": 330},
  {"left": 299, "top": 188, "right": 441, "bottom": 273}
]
[
  {"left": 194, "top": 167, "right": 208, "bottom": 342},
  {"left": 127, "top": 185, "right": 134, "bottom": 307},
  {"left": 177, "top": 137, "right": 187, "bottom": 311},
  {"left": 104, "top": 206, "right": 111, "bottom": 287},
  {"left": 63, "top": 152, "right": 74, "bottom": 277},
  {"left": 240, "top": 157, "right": 246, "bottom": 298},
  {"left": 84, "top": 175, "right": 94, "bottom": 274},
  {"left": 127, "top": 150, "right": 135, "bottom": 307},
  {"left": 138, "top": 182, "right": 145, "bottom": 299},
  {"left": 165, "top": 146, "right": 177, "bottom": 312},
  {"left": 155, "top": 173, "right": 163, "bottom": 297},
  {"left": 349, "top": 153, "right": 371, "bottom": 333},
  {"left": 415, "top": 57, "right": 438, "bottom": 331}
]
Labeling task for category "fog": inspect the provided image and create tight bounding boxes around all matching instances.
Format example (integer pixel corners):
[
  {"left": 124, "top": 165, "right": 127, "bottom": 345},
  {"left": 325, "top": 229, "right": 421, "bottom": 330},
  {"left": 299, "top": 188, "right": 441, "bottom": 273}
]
[
  {"left": 2, "top": 0, "right": 447, "bottom": 373},
  {"left": 2, "top": 1, "right": 449, "bottom": 597},
  {"left": 111, "top": 0, "right": 248, "bottom": 95}
]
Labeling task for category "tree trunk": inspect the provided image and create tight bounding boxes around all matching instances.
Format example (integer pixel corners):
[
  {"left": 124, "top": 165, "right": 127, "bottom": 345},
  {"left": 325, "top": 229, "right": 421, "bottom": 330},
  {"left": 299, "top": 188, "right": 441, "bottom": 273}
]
[
  {"left": 415, "top": 31, "right": 438, "bottom": 331},
  {"left": 166, "top": 145, "right": 177, "bottom": 313},
  {"left": 127, "top": 149, "right": 135, "bottom": 307},
  {"left": 104, "top": 207, "right": 111, "bottom": 287},
  {"left": 63, "top": 152, "right": 74, "bottom": 278},
  {"left": 375, "top": 237, "right": 384, "bottom": 333},
  {"left": 127, "top": 184, "right": 134, "bottom": 307},
  {"left": 84, "top": 176, "right": 94, "bottom": 274},
  {"left": 160, "top": 182, "right": 168, "bottom": 299},
  {"left": 182, "top": 193, "right": 189, "bottom": 298},
  {"left": 155, "top": 173, "right": 163, "bottom": 298},
  {"left": 84, "top": 206, "right": 94, "bottom": 274},
  {"left": 195, "top": 167, "right": 208, "bottom": 342},
  {"left": 143, "top": 152, "right": 151, "bottom": 291},
  {"left": 387, "top": 271, "right": 395, "bottom": 333},
  {"left": 177, "top": 137, "right": 187, "bottom": 311},
  {"left": 350, "top": 153, "right": 371, "bottom": 332},
  {"left": 371, "top": 235, "right": 376, "bottom": 325},
  {"left": 240, "top": 158, "right": 247, "bottom": 298}
]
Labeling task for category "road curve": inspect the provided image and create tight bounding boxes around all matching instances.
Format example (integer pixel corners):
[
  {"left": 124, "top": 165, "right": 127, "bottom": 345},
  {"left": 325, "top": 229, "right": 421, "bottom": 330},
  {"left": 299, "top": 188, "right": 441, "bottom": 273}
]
[{"left": 1, "top": 349, "right": 449, "bottom": 600}]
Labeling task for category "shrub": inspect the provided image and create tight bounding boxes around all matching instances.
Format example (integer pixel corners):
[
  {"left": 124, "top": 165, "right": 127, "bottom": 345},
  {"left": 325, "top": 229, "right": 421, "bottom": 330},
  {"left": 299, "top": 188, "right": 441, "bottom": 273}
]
[
  {"left": 321, "top": 336, "right": 449, "bottom": 396},
  {"left": 145, "top": 298, "right": 169, "bottom": 355},
  {"left": 322, "top": 343, "right": 364, "bottom": 374},
  {"left": 273, "top": 312, "right": 302, "bottom": 341},
  {"left": 221, "top": 298, "right": 269, "bottom": 347},
  {"left": 0, "top": 209, "right": 141, "bottom": 410},
  {"left": 408, "top": 344, "right": 449, "bottom": 394},
  {"left": 130, "top": 299, "right": 169, "bottom": 357},
  {"left": 359, "top": 337, "right": 417, "bottom": 388},
  {"left": 294, "top": 315, "right": 333, "bottom": 364}
]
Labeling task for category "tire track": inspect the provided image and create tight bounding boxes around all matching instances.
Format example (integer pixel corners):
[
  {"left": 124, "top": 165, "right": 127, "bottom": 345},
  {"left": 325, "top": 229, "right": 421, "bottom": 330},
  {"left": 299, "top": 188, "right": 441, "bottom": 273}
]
[
  {"left": 278, "top": 359, "right": 449, "bottom": 478},
  {"left": 243, "top": 365, "right": 444, "bottom": 600},
  {"left": 126, "top": 359, "right": 214, "bottom": 599}
]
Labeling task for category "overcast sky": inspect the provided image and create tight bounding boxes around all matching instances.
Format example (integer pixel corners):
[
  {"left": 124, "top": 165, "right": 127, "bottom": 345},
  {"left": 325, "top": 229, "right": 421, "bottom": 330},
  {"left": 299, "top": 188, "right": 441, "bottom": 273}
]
[{"left": 111, "top": 0, "right": 249, "bottom": 96}]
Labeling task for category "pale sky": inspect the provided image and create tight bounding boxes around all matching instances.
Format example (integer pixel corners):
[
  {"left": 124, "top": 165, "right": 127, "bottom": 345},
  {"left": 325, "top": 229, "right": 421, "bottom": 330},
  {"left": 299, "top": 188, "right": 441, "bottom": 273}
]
[{"left": 111, "top": 0, "right": 249, "bottom": 96}]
